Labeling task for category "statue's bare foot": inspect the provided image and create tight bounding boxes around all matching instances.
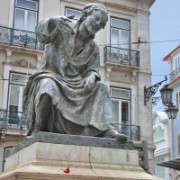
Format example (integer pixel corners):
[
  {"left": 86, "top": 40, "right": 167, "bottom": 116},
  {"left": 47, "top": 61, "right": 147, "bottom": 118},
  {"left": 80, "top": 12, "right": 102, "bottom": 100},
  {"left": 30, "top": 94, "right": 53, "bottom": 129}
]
[
  {"left": 105, "top": 129, "right": 127, "bottom": 143},
  {"left": 25, "top": 130, "right": 39, "bottom": 139}
]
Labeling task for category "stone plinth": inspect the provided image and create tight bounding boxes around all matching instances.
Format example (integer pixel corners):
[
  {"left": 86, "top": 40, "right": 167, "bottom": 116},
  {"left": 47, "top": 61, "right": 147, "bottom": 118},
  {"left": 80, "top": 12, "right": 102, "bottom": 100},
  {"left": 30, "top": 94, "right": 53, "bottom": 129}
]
[{"left": 0, "top": 132, "right": 162, "bottom": 180}]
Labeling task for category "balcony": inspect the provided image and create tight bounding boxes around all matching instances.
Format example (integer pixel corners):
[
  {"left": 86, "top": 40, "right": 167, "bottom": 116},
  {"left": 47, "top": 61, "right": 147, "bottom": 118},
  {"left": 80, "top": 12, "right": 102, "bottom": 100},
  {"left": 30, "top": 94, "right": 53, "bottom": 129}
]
[
  {"left": 115, "top": 123, "right": 141, "bottom": 141},
  {"left": 169, "top": 68, "right": 180, "bottom": 81},
  {"left": 0, "top": 109, "right": 141, "bottom": 141},
  {"left": 0, "top": 26, "right": 44, "bottom": 50},
  {"left": 104, "top": 46, "right": 140, "bottom": 68},
  {"left": 0, "top": 109, "right": 27, "bottom": 135}
]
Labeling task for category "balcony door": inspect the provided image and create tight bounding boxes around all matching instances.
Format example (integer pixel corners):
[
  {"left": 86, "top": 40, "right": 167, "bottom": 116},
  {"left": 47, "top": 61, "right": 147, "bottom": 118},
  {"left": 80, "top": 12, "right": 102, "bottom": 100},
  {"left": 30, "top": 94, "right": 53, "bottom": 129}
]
[
  {"left": 13, "top": 0, "right": 39, "bottom": 47},
  {"left": 111, "top": 87, "right": 131, "bottom": 130},
  {"left": 110, "top": 18, "right": 130, "bottom": 63},
  {"left": 8, "top": 72, "right": 28, "bottom": 125}
]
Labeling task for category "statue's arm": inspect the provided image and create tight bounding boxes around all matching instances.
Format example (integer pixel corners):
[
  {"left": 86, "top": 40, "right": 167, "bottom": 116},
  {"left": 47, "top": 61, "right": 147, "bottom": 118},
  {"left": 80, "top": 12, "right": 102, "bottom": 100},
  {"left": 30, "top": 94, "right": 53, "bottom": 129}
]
[
  {"left": 83, "top": 49, "right": 101, "bottom": 91},
  {"left": 35, "top": 16, "right": 72, "bottom": 44}
]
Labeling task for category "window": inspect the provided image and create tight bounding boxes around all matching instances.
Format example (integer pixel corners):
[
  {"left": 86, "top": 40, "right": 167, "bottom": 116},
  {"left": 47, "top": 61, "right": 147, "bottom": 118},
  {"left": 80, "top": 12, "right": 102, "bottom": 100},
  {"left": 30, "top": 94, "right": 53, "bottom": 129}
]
[
  {"left": 111, "top": 18, "right": 130, "bottom": 50},
  {"left": 110, "top": 18, "right": 130, "bottom": 63},
  {"left": 111, "top": 87, "right": 130, "bottom": 126},
  {"left": 2, "top": 146, "right": 13, "bottom": 171},
  {"left": 65, "top": 7, "right": 82, "bottom": 21},
  {"left": 172, "top": 55, "right": 180, "bottom": 71},
  {"left": 176, "top": 91, "right": 180, "bottom": 112},
  {"left": 155, "top": 159, "right": 165, "bottom": 179},
  {"left": 177, "top": 134, "right": 180, "bottom": 157},
  {"left": 8, "top": 72, "right": 28, "bottom": 125},
  {"left": 177, "top": 56, "right": 180, "bottom": 68},
  {"left": 4, "top": 147, "right": 12, "bottom": 158},
  {"left": 153, "top": 127, "right": 164, "bottom": 142},
  {"left": 14, "top": 0, "right": 38, "bottom": 32}
]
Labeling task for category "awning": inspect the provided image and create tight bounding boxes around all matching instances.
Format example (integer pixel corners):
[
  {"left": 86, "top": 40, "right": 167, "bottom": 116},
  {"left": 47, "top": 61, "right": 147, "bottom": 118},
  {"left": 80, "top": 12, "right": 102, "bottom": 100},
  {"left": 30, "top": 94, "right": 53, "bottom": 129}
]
[{"left": 157, "top": 158, "right": 180, "bottom": 171}]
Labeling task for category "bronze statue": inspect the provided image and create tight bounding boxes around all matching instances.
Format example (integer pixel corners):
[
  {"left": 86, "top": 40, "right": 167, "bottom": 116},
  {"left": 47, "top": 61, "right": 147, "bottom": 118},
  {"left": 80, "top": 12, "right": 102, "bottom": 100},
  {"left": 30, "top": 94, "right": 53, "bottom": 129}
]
[{"left": 23, "top": 3, "right": 127, "bottom": 142}]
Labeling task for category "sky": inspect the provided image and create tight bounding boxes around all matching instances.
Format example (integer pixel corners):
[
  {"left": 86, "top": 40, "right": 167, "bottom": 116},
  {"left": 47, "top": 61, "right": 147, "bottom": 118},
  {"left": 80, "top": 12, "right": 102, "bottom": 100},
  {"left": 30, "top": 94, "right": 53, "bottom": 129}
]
[{"left": 150, "top": 0, "right": 180, "bottom": 109}]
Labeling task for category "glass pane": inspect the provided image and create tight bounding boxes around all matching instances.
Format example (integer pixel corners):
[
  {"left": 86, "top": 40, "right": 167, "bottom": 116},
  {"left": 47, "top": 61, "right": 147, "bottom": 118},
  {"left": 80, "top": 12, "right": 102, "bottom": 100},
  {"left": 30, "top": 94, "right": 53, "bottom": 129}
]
[
  {"left": 14, "top": 9, "right": 25, "bottom": 30},
  {"left": 9, "top": 105, "right": 18, "bottom": 116},
  {"left": 4, "top": 147, "right": 13, "bottom": 158},
  {"left": 16, "top": 0, "right": 38, "bottom": 10},
  {"left": 120, "top": 30, "right": 129, "bottom": 49},
  {"left": 173, "top": 58, "right": 176, "bottom": 70},
  {"left": 10, "top": 73, "right": 27, "bottom": 85},
  {"left": 111, "top": 88, "right": 130, "bottom": 99},
  {"left": 111, "top": 28, "right": 119, "bottom": 47},
  {"left": 176, "top": 93, "right": 178, "bottom": 106},
  {"left": 111, "top": 18, "right": 129, "bottom": 30},
  {"left": 112, "top": 100, "right": 119, "bottom": 124},
  {"left": 177, "top": 56, "right": 180, "bottom": 68},
  {"left": 66, "top": 8, "right": 82, "bottom": 20},
  {"left": 9, "top": 86, "right": 20, "bottom": 106},
  {"left": 121, "top": 101, "right": 129, "bottom": 123},
  {"left": 27, "top": 11, "right": 37, "bottom": 31}
]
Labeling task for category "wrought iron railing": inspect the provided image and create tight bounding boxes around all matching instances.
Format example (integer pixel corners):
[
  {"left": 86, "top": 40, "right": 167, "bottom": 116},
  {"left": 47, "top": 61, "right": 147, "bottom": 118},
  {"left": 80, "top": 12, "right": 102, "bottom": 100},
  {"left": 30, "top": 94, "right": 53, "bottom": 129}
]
[
  {"left": 115, "top": 123, "right": 141, "bottom": 141},
  {"left": 169, "top": 68, "right": 180, "bottom": 81},
  {"left": 0, "top": 109, "right": 27, "bottom": 134},
  {"left": 104, "top": 46, "right": 140, "bottom": 67},
  {"left": 0, "top": 109, "right": 141, "bottom": 141},
  {"left": 0, "top": 26, "right": 44, "bottom": 50}
]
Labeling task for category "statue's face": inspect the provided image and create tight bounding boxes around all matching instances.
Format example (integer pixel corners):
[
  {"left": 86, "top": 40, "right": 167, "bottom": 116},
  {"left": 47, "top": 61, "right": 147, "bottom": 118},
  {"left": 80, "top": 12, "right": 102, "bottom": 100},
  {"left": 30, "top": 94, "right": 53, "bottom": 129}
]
[{"left": 83, "top": 10, "right": 107, "bottom": 35}]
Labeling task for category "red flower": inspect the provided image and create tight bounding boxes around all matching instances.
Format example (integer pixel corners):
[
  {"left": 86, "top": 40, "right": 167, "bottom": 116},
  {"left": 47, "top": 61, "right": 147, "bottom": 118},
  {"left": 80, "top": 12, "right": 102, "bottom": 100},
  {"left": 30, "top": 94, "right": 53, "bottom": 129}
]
[{"left": 64, "top": 167, "right": 70, "bottom": 173}]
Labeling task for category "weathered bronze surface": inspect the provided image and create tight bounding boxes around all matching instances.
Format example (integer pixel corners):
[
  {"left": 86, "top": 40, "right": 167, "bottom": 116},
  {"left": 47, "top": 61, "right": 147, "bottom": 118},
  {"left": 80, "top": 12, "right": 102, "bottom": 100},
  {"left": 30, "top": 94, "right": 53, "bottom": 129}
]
[{"left": 23, "top": 3, "right": 127, "bottom": 142}]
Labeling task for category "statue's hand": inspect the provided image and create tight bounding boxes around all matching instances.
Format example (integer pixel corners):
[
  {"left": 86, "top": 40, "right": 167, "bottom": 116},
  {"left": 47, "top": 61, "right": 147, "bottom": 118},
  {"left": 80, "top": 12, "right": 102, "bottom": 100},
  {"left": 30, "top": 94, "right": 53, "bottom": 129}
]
[
  {"left": 49, "top": 16, "right": 72, "bottom": 32},
  {"left": 83, "top": 74, "right": 96, "bottom": 91}
]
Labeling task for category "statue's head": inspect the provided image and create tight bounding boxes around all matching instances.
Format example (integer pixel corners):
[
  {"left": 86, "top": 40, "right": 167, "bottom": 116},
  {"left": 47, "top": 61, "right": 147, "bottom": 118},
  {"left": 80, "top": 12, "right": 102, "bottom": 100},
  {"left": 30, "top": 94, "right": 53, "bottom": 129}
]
[
  {"left": 79, "top": 3, "right": 108, "bottom": 35},
  {"left": 81, "top": 3, "right": 108, "bottom": 27}
]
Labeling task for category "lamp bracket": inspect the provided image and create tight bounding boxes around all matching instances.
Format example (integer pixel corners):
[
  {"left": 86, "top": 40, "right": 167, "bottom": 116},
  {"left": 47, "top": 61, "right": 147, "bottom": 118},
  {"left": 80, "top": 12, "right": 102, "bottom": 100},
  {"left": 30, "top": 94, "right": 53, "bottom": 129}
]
[{"left": 144, "top": 76, "right": 167, "bottom": 105}]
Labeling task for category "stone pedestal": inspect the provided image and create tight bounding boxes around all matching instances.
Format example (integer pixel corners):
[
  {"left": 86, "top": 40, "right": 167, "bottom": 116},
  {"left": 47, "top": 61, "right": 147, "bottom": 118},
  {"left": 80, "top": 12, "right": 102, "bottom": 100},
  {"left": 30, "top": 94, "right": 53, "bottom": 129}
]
[{"left": 0, "top": 132, "right": 162, "bottom": 180}]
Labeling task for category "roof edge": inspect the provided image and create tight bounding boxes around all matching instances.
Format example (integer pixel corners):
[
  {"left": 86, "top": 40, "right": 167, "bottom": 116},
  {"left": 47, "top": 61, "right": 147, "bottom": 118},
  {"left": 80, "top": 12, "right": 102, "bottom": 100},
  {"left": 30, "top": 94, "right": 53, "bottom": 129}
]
[{"left": 163, "top": 44, "right": 180, "bottom": 61}]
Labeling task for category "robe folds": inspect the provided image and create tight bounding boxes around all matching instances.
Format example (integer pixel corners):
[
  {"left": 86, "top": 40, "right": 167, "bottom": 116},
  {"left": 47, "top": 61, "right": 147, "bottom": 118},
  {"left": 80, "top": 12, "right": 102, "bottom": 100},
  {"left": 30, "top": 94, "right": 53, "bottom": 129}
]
[{"left": 23, "top": 17, "right": 114, "bottom": 136}]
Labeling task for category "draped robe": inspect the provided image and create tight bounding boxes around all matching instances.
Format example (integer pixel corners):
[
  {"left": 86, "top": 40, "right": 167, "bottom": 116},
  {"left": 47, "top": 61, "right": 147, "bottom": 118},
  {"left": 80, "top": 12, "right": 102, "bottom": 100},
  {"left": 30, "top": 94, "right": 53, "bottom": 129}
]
[{"left": 23, "top": 17, "right": 114, "bottom": 136}]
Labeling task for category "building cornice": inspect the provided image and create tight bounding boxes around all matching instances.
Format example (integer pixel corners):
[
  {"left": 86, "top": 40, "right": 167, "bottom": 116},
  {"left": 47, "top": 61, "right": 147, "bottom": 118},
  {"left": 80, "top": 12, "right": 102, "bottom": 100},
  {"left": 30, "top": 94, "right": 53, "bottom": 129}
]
[
  {"left": 62, "top": 0, "right": 155, "bottom": 11},
  {"left": 154, "top": 147, "right": 170, "bottom": 157}
]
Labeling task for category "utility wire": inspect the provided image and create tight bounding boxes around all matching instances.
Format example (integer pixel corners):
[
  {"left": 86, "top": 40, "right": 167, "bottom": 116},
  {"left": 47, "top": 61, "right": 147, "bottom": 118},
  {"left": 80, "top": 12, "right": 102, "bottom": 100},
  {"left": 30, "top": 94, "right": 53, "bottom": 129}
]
[{"left": 98, "top": 38, "right": 180, "bottom": 47}]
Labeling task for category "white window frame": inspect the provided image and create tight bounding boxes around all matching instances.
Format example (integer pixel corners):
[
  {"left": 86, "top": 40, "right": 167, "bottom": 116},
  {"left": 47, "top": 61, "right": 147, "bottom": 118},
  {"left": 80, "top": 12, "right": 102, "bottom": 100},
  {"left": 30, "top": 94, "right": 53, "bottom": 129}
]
[
  {"left": 14, "top": 0, "right": 38, "bottom": 32},
  {"left": 110, "top": 17, "right": 130, "bottom": 50},
  {"left": 65, "top": 7, "right": 82, "bottom": 21},
  {"left": 7, "top": 72, "right": 29, "bottom": 125},
  {"left": 110, "top": 87, "right": 131, "bottom": 126},
  {"left": 172, "top": 55, "right": 180, "bottom": 71},
  {"left": 2, "top": 146, "right": 13, "bottom": 171}
]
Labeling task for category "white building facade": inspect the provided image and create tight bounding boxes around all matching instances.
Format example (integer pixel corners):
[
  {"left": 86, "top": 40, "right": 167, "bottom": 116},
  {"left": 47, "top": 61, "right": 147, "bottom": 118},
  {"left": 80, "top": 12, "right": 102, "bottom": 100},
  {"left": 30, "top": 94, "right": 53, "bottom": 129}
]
[{"left": 153, "top": 111, "right": 171, "bottom": 179}]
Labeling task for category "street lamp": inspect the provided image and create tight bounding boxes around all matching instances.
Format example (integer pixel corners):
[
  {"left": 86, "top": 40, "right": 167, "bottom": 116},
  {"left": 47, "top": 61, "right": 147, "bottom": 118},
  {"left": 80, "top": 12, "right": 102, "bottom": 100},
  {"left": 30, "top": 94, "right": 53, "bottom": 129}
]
[
  {"left": 160, "top": 85, "right": 178, "bottom": 120},
  {"left": 160, "top": 85, "right": 173, "bottom": 106},
  {"left": 166, "top": 104, "right": 178, "bottom": 120}
]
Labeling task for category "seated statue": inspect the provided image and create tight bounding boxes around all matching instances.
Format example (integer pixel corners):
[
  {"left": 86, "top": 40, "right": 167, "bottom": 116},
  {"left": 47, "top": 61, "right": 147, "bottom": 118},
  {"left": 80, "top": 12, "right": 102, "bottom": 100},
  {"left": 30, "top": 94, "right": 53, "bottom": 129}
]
[{"left": 23, "top": 3, "right": 127, "bottom": 142}]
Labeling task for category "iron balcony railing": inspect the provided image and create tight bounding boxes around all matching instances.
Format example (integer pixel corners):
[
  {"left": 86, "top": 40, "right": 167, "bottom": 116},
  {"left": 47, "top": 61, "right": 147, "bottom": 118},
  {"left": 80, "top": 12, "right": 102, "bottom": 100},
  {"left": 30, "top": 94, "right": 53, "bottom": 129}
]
[
  {"left": 0, "top": 26, "right": 44, "bottom": 50},
  {"left": 115, "top": 123, "right": 141, "bottom": 141},
  {"left": 169, "top": 68, "right": 180, "bottom": 81},
  {"left": 0, "top": 109, "right": 27, "bottom": 134},
  {"left": 0, "top": 109, "right": 141, "bottom": 141},
  {"left": 104, "top": 46, "right": 140, "bottom": 67}
]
